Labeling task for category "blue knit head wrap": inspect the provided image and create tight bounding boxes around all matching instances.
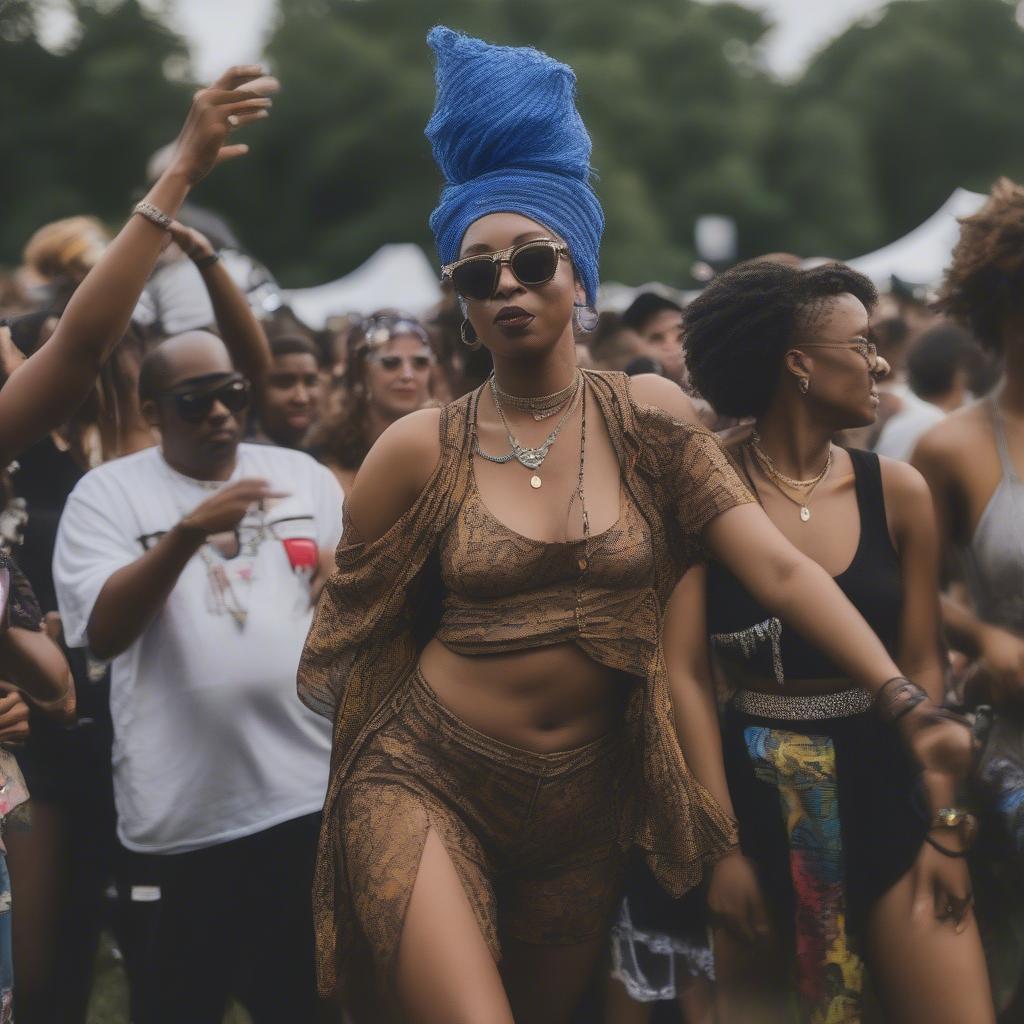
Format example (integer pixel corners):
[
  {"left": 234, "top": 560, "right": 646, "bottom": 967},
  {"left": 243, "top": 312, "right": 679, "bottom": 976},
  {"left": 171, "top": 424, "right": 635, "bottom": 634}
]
[{"left": 425, "top": 26, "right": 604, "bottom": 308}]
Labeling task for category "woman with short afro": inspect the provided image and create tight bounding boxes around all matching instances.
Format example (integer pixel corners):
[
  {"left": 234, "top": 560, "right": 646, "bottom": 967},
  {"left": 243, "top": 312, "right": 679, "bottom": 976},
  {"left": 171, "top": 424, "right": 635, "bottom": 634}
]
[{"left": 674, "top": 258, "right": 993, "bottom": 1023}]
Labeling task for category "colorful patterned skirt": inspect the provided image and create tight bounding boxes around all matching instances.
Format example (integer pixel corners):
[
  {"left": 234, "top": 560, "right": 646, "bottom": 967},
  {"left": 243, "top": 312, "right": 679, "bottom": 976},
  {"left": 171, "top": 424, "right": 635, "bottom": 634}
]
[{"left": 721, "top": 698, "right": 928, "bottom": 1023}]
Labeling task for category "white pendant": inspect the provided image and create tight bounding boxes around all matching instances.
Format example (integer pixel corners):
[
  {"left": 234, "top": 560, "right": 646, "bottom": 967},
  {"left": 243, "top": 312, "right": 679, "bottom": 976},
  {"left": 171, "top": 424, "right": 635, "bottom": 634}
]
[
  {"left": 530, "top": 475, "right": 542, "bottom": 489},
  {"left": 800, "top": 506, "right": 811, "bottom": 522}
]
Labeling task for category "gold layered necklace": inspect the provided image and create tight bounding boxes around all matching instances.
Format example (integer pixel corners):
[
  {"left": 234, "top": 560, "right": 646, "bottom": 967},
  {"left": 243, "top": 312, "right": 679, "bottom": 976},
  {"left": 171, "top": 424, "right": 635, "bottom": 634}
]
[{"left": 747, "top": 431, "right": 833, "bottom": 523}]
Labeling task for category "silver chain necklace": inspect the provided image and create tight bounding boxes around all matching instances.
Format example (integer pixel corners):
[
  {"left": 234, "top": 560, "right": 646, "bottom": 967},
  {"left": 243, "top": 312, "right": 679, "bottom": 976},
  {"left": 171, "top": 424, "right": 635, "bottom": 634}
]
[{"left": 474, "top": 371, "right": 581, "bottom": 489}]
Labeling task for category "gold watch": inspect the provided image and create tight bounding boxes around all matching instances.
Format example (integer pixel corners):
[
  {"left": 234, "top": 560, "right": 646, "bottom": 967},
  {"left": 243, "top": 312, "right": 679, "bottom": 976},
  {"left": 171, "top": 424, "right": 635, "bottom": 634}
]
[{"left": 928, "top": 807, "right": 978, "bottom": 848}]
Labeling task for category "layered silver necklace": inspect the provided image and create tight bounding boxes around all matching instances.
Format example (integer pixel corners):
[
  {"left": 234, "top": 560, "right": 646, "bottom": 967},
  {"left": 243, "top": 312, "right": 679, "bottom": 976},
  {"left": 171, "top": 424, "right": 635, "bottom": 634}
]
[{"left": 473, "top": 371, "right": 581, "bottom": 489}]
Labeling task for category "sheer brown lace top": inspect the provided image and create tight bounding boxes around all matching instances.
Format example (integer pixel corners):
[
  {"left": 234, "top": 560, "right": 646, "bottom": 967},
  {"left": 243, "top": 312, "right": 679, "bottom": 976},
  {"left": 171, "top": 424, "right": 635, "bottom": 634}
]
[{"left": 437, "top": 459, "right": 655, "bottom": 654}]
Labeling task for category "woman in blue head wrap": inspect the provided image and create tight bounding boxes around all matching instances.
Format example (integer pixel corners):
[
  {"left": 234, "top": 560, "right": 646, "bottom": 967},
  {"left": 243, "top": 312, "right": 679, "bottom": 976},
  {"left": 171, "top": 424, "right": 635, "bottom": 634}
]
[{"left": 299, "top": 27, "right": 975, "bottom": 1022}]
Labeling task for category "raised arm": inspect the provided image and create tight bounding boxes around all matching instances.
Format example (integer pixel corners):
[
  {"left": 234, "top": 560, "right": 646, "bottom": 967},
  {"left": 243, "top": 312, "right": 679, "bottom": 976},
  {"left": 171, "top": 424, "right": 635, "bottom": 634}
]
[
  {"left": 165, "top": 220, "right": 272, "bottom": 387},
  {"left": 0, "top": 66, "right": 277, "bottom": 467}
]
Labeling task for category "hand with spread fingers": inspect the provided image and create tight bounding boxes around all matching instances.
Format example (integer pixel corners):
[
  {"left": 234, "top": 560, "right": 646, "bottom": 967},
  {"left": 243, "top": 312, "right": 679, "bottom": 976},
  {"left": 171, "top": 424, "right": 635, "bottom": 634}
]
[
  {"left": 179, "top": 478, "right": 288, "bottom": 539},
  {"left": 168, "top": 65, "right": 279, "bottom": 186}
]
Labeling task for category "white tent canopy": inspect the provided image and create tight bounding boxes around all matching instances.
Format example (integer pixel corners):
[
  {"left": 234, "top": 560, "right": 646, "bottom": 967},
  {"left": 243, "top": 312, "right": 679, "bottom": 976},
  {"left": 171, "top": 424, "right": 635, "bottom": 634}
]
[
  {"left": 284, "top": 243, "right": 442, "bottom": 327},
  {"left": 836, "top": 188, "right": 987, "bottom": 287}
]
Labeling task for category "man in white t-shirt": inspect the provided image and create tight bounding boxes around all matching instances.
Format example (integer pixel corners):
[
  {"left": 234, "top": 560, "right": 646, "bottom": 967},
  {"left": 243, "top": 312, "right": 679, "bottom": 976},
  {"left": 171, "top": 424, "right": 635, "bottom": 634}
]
[{"left": 53, "top": 332, "right": 342, "bottom": 1023}]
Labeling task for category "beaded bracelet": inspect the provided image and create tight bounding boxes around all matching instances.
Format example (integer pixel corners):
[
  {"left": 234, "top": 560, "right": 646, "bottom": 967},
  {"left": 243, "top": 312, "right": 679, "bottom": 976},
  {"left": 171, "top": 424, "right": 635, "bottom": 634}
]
[
  {"left": 132, "top": 200, "right": 172, "bottom": 232},
  {"left": 193, "top": 252, "right": 220, "bottom": 270}
]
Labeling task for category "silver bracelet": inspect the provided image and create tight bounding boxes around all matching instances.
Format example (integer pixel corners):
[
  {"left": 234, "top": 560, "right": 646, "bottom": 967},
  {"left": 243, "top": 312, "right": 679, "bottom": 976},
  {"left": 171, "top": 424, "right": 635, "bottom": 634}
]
[{"left": 132, "top": 200, "right": 172, "bottom": 232}]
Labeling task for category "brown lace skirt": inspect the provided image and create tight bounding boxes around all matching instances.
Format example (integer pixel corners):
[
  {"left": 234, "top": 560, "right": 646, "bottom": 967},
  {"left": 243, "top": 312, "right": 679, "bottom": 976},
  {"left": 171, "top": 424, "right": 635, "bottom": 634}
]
[{"left": 338, "top": 666, "right": 629, "bottom": 979}]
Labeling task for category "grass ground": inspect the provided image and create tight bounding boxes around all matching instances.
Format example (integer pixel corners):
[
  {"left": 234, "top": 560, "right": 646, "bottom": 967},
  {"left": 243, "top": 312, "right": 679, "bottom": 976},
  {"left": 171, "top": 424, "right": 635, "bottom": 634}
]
[{"left": 87, "top": 933, "right": 251, "bottom": 1024}]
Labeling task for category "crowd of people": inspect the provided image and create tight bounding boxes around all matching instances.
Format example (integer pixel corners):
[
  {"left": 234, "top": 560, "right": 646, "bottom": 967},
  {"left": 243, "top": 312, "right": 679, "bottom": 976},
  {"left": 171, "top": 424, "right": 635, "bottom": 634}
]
[{"left": 0, "top": 26, "right": 1021, "bottom": 1024}]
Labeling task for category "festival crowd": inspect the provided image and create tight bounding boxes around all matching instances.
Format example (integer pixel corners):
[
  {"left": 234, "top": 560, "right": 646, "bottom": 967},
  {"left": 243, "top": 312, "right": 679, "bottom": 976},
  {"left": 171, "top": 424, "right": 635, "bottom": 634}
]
[{"left": 0, "top": 26, "right": 1021, "bottom": 1024}]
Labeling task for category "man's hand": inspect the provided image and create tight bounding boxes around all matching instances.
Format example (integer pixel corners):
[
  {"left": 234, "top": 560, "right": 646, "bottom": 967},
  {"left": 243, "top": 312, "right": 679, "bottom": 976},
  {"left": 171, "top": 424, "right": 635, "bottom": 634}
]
[{"left": 179, "top": 478, "right": 288, "bottom": 539}]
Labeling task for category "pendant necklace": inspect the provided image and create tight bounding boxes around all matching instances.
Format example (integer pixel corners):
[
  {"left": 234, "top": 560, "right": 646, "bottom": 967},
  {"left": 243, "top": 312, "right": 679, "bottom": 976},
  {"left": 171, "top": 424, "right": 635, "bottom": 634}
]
[
  {"left": 747, "top": 437, "right": 833, "bottom": 523},
  {"left": 474, "top": 371, "right": 581, "bottom": 489}
]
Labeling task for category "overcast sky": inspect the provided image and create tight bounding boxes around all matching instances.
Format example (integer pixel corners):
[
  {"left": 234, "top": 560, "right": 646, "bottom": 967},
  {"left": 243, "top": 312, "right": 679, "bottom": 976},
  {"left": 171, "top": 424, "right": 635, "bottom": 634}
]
[{"left": 38, "top": 0, "right": 890, "bottom": 81}]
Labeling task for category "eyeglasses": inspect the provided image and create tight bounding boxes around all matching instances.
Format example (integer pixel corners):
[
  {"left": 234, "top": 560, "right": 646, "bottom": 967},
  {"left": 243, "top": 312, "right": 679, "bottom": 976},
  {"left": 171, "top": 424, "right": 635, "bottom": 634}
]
[
  {"left": 800, "top": 339, "right": 878, "bottom": 370},
  {"left": 160, "top": 376, "right": 251, "bottom": 423},
  {"left": 442, "top": 239, "right": 570, "bottom": 301},
  {"left": 367, "top": 353, "right": 435, "bottom": 372}
]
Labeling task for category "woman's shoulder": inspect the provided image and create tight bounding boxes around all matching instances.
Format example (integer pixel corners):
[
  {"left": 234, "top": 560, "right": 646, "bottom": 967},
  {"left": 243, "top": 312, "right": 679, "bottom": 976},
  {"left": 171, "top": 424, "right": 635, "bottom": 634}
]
[
  {"left": 343, "top": 407, "right": 449, "bottom": 544},
  {"left": 622, "top": 372, "right": 701, "bottom": 425}
]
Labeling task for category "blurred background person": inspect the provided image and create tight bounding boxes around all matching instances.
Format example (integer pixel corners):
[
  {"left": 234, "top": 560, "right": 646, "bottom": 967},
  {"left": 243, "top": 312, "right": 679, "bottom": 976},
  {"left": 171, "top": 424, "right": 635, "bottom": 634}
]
[
  {"left": 874, "top": 321, "right": 980, "bottom": 462},
  {"left": 313, "top": 311, "right": 435, "bottom": 494},
  {"left": 621, "top": 293, "right": 685, "bottom": 385},
  {"left": 913, "top": 177, "right": 1024, "bottom": 1018},
  {"left": 588, "top": 313, "right": 656, "bottom": 373},
  {"left": 1, "top": 62, "right": 279, "bottom": 1023},
  {"left": 250, "top": 336, "right": 323, "bottom": 450}
]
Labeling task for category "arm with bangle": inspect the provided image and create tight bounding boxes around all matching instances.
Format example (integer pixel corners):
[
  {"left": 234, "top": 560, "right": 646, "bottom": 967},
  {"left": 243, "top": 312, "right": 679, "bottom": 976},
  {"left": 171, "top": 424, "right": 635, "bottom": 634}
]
[
  {"left": 0, "top": 65, "right": 276, "bottom": 468},
  {"left": 164, "top": 219, "right": 273, "bottom": 389}
]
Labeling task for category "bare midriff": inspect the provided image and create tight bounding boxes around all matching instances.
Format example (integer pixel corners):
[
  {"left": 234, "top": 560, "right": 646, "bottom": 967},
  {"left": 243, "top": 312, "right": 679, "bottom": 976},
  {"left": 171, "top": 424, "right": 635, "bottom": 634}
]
[{"left": 418, "top": 637, "right": 619, "bottom": 754}]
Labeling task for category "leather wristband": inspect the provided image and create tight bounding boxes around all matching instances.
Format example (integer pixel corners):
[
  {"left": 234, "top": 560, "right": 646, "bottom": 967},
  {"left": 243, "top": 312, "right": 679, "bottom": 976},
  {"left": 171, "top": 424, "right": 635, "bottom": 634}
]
[{"left": 925, "top": 834, "right": 968, "bottom": 859}]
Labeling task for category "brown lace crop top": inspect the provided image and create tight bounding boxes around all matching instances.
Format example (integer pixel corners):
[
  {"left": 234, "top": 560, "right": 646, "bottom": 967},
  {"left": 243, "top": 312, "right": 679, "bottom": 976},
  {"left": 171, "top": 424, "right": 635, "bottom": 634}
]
[{"left": 437, "top": 463, "right": 655, "bottom": 654}]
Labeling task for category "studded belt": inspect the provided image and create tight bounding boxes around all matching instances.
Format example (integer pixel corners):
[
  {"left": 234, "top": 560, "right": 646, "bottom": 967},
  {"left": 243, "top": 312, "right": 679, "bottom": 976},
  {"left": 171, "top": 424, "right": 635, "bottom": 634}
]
[{"left": 732, "top": 686, "right": 873, "bottom": 721}]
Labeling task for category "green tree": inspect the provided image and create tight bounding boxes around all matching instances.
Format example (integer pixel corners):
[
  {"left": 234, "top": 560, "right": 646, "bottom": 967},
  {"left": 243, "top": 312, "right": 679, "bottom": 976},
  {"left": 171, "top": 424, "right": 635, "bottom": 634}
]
[
  {"left": 794, "top": 0, "right": 1024, "bottom": 256},
  {"left": 0, "top": 0, "right": 191, "bottom": 266}
]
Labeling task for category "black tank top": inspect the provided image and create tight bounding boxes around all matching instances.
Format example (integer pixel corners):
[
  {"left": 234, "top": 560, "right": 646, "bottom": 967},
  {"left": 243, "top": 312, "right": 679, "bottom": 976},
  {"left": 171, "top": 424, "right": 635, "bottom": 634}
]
[{"left": 706, "top": 448, "right": 903, "bottom": 682}]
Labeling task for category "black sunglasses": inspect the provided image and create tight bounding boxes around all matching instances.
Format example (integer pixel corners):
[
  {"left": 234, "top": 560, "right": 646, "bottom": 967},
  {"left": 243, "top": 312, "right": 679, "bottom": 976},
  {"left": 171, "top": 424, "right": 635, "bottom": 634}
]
[
  {"left": 442, "top": 239, "right": 570, "bottom": 301},
  {"left": 161, "top": 377, "right": 251, "bottom": 423}
]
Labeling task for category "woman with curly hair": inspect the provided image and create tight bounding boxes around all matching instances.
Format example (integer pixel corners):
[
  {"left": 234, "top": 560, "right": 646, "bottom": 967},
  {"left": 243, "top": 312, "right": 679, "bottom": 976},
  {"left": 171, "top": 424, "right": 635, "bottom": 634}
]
[
  {"left": 678, "top": 258, "right": 993, "bottom": 1024},
  {"left": 912, "top": 177, "right": 1024, "bottom": 1013},
  {"left": 315, "top": 311, "right": 435, "bottom": 494}
]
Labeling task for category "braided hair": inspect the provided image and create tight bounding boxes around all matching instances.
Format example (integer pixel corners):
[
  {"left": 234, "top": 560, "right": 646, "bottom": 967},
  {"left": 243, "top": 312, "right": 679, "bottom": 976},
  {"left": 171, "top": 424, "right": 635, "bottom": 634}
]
[{"left": 683, "top": 260, "right": 877, "bottom": 419}]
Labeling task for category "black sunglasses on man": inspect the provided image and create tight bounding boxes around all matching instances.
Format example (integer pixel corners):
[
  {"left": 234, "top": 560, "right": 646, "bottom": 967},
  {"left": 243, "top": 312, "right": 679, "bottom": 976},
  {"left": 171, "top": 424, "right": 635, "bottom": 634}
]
[{"left": 158, "top": 374, "right": 251, "bottom": 424}]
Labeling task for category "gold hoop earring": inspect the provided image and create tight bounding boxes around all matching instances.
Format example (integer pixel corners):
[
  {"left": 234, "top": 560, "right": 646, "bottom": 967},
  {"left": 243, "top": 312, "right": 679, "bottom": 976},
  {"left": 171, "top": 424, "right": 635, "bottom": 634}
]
[
  {"left": 798, "top": 376, "right": 810, "bottom": 395},
  {"left": 460, "top": 319, "right": 481, "bottom": 350}
]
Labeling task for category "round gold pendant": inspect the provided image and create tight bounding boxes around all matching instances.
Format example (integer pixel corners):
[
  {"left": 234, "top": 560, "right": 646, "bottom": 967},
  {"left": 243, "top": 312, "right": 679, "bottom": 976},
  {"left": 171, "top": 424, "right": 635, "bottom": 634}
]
[
  {"left": 530, "top": 475, "right": 542, "bottom": 489},
  {"left": 799, "top": 506, "right": 811, "bottom": 522}
]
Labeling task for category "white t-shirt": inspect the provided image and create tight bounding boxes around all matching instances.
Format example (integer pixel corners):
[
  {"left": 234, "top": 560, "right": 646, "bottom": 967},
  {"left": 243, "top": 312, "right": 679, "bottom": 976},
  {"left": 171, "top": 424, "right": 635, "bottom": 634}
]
[
  {"left": 53, "top": 443, "right": 343, "bottom": 854},
  {"left": 873, "top": 384, "right": 946, "bottom": 463}
]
